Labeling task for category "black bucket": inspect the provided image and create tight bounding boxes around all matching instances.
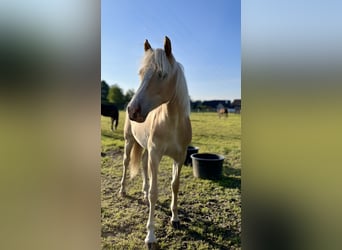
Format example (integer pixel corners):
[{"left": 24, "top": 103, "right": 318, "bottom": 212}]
[
  {"left": 191, "top": 153, "right": 224, "bottom": 180},
  {"left": 184, "top": 146, "right": 199, "bottom": 166}
]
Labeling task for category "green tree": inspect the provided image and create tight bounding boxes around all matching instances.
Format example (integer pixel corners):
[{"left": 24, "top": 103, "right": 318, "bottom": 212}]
[
  {"left": 108, "top": 84, "right": 125, "bottom": 109},
  {"left": 101, "top": 80, "right": 110, "bottom": 103}
]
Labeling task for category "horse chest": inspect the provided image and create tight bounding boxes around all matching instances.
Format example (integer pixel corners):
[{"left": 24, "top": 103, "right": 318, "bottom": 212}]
[{"left": 131, "top": 125, "right": 150, "bottom": 149}]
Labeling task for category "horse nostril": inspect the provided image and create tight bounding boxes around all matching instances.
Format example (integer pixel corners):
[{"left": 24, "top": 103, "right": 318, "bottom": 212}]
[{"left": 128, "top": 105, "right": 142, "bottom": 120}]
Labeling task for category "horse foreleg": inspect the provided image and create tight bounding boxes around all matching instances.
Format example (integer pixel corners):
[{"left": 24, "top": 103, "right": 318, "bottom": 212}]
[
  {"left": 119, "top": 138, "right": 133, "bottom": 197},
  {"left": 145, "top": 151, "right": 161, "bottom": 245},
  {"left": 170, "top": 160, "right": 182, "bottom": 229},
  {"left": 141, "top": 150, "right": 149, "bottom": 202}
]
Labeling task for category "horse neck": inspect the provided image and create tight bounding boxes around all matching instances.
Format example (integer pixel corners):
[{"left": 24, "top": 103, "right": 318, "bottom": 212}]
[{"left": 166, "top": 64, "right": 190, "bottom": 118}]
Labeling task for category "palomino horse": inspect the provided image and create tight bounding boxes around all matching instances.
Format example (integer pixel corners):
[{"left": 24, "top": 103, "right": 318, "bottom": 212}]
[
  {"left": 218, "top": 107, "right": 228, "bottom": 118},
  {"left": 101, "top": 103, "right": 119, "bottom": 131},
  {"left": 119, "top": 36, "right": 192, "bottom": 247}
]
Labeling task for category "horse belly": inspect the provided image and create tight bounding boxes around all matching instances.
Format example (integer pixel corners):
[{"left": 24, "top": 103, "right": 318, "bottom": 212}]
[{"left": 165, "top": 128, "right": 191, "bottom": 161}]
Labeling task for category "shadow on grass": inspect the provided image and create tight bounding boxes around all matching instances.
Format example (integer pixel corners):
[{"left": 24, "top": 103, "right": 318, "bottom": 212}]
[
  {"left": 155, "top": 199, "right": 238, "bottom": 250},
  {"left": 101, "top": 148, "right": 123, "bottom": 158},
  {"left": 211, "top": 166, "right": 241, "bottom": 189},
  {"left": 191, "top": 166, "right": 241, "bottom": 189},
  {"left": 215, "top": 175, "right": 241, "bottom": 189},
  {"left": 223, "top": 166, "right": 241, "bottom": 177},
  {"left": 101, "top": 129, "right": 115, "bottom": 138},
  {"left": 108, "top": 166, "right": 241, "bottom": 249},
  {"left": 111, "top": 190, "right": 240, "bottom": 249}
]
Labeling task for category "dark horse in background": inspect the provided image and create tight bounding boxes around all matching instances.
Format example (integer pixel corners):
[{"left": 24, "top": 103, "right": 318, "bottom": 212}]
[{"left": 101, "top": 103, "right": 119, "bottom": 131}]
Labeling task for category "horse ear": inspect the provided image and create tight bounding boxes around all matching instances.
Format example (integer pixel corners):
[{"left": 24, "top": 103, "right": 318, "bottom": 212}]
[
  {"left": 164, "top": 36, "right": 172, "bottom": 57},
  {"left": 144, "top": 39, "right": 152, "bottom": 51}
]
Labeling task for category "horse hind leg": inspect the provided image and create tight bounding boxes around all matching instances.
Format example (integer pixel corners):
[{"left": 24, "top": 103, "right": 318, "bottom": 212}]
[
  {"left": 120, "top": 134, "right": 143, "bottom": 197},
  {"left": 170, "top": 160, "right": 183, "bottom": 229}
]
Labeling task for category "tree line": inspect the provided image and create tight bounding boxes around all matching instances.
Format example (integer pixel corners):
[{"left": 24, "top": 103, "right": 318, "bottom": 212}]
[
  {"left": 101, "top": 80, "right": 135, "bottom": 110},
  {"left": 102, "top": 80, "right": 241, "bottom": 112}
]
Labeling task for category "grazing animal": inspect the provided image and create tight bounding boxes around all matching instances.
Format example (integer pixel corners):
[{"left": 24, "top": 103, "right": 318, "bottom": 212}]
[
  {"left": 218, "top": 107, "right": 228, "bottom": 118},
  {"left": 101, "top": 103, "right": 119, "bottom": 131},
  {"left": 119, "top": 36, "right": 192, "bottom": 247}
]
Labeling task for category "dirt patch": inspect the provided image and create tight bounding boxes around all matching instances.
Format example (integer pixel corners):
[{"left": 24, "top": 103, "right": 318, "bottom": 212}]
[{"left": 101, "top": 149, "right": 122, "bottom": 158}]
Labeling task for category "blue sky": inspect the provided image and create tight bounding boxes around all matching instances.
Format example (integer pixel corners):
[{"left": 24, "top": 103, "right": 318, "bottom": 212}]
[{"left": 101, "top": 0, "right": 240, "bottom": 101}]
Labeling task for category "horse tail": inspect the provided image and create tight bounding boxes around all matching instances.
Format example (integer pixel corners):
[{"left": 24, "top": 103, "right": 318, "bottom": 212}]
[{"left": 129, "top": 141, "right": 143, "bottom": 179}]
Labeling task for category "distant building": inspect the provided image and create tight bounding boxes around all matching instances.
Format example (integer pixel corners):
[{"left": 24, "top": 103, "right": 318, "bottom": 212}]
[{"left": 190, "top": 99, "right": 241, "bottom": 113}]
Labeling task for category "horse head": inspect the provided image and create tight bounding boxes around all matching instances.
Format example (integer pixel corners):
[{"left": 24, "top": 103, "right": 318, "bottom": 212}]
[{"left": 128, "top": 36, "right": 176, "bottom": 123}]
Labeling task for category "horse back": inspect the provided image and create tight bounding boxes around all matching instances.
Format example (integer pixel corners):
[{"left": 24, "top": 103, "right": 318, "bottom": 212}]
[{"left": 101, "top": 103, "right": 118, "bottom": 117}]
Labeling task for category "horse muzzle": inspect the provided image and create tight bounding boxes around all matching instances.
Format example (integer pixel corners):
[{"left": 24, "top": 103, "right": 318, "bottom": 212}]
[{"left": 127, "top": 105, "right": 146, "bottom": 123}]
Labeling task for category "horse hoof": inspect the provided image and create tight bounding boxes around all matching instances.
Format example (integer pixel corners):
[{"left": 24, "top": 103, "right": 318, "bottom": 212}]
[
  {"left": 171, "top": 220, "right": 181, "bottom": 229},
  {"left": 142, "top": 199, "right": 148, "bottom": 206},
  {"left": 118, "top": 191, "right": 126, "bottom": 197},
  {"left": 142, "top": 196, "right": 148, "bottom": 205},
  {"left": 138, "top": 197, "right": 149, "bottom": 206},
  {"left": 146, "top": 242, "right": 159, "bottom": 250}
]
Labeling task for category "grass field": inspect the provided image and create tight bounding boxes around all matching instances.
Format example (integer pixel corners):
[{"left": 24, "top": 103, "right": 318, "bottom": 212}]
[{"left": 101, "top": 111, "right": 241, "bottom": 249}]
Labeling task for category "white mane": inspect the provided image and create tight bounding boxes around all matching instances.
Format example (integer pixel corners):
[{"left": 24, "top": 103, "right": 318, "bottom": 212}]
[
  {"left": 173, "top": 62, "right": 190, "bottom": 116},
  {"left": 139, "top": 49, "right": 190, "bottom": 116}
]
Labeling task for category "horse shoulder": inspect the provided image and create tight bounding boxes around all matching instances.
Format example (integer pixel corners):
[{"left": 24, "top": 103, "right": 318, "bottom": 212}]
[
  {"left": 179, "top": 116, "right": 192, "bottom": 145},
  {"left": 123, "top": 114, "right": 133, "bottom": 138}
]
